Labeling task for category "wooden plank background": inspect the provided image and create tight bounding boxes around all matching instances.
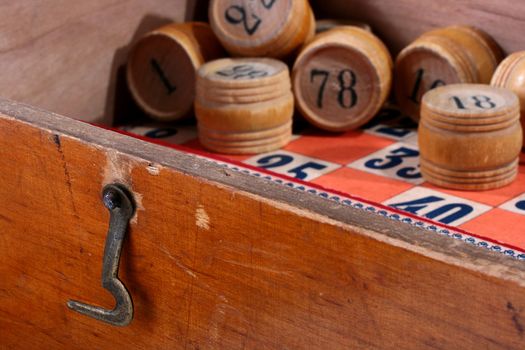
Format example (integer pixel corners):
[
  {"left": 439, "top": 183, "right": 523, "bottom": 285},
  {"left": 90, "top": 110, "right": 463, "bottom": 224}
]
[
  {"left": 317, "top": 0, "right": 525, "bottom": 54},
  {"left": 0, "top": 1, "right": 206, "bottom": 124}
]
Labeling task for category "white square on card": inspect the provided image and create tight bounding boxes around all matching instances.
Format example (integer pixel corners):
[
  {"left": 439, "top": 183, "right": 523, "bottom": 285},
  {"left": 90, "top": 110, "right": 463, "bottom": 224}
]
[
  {"left": 120, "top": 125, "right": 197, "bottom": 144},
  {"left": 383, "top": 187, "right": 491, "bottom": 226},
  {"left": 365, "top": 124, "right": 417, "bottom": 142},
  {"left": 500, "top": 193, "right": 525, "bottom": 216},
  {"left": 244, "top": 150, "right": 340, "bottom": 181},
  {"left": 348, "top": 142, "right": 424, "bottom": 185}
]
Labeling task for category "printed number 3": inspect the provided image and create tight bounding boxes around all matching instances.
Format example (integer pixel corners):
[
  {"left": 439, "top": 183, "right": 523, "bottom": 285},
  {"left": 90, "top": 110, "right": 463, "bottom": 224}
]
[{"left": 365, "top": 147, "right": 421, "bottom": 179}]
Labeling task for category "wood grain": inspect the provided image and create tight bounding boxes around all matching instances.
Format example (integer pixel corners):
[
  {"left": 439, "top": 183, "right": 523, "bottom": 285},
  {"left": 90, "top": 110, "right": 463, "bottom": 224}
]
[
  {"left": 0, "top": 0, "right": 201, "bottom": 124},
  {"left": 293, "top": 27, "right": 392, "bottom": 131},
  {"left": 209, "top": 0, "right": 314, "bottom": 58},
  {"left": 196, "top": 58, "right": 293, "bottom": 153},
  {"left": 316, "top": 0, "right": 525, "bottom": 55},
  {"left": 395, "top": 26, "right": 502, "bottom": 121},
  {"left": 419, "top": 84, "right": 522, "bottom": 190},
  {"left": 1, "top": 99, "right": 525, "bottom": 348},
  {"left": 491, "top": 51, "right": 525, "bottom": 146}
]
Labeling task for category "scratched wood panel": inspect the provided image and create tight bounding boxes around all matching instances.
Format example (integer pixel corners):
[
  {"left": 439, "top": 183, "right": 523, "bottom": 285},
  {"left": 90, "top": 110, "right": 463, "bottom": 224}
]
[
  {"left": 316, "top": 0, "right": 525, "bottom": 54},
  {"left": 1, "top": 100, "right": 525, "bottom": 349}
]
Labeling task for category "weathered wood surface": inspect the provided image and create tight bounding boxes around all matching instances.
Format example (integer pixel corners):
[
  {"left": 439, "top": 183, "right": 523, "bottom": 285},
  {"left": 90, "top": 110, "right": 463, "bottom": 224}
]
[
  {"left": 317, "top": 0, "right": 525, "bottom": 55},
  {"left": 1, "top": 99, "right": 525, "bottom": 349},
  {"left": 0, "top": 0, "right": 207, "bottom": 124}
]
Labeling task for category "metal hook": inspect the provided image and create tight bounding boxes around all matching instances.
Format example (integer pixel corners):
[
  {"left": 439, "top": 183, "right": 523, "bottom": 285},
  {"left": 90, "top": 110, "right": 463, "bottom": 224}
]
[{"left": 67, "top": 184, "right": 135, "bottom": 327}]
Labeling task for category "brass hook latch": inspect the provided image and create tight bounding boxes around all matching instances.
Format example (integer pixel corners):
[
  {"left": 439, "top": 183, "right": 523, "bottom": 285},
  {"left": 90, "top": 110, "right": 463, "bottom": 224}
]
[{"left": 67, "top": 184, "right": 135, "bottom": 326}]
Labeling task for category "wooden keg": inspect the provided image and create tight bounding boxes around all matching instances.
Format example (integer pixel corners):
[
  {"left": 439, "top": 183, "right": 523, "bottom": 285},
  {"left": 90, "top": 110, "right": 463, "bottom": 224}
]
[
  {"left": 315, "top": 19, "right": 372, "bottom": 34},
  {"left": 292, "top": 26, "right": 392, "bottom": 132},
  {"left": 396, "top": 26, "right": 503, "bottom": 122},
  {"left": 195, "top": 58, "right": 293, "bottom": 154},
  {"left": 491, "top": 51, "right": 525, "bottom": 147},
  {"left": 127, "top": 22, "right": 225, "bottom": 121},
  {"left": 208, "top": 0, "right": 315, "bottom": 58},
  {"left": 419, "top": 84, "right": 522, "bottom": 190}
]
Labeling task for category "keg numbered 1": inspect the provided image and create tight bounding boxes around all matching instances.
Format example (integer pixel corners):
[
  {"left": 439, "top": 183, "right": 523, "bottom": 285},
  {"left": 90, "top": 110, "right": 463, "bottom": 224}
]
[
  {"left": 244, "top": 150, "right": 340, "bottom": 181},
  {"left": 384, "top": 187, "right": 491, "bottom": 226},
  {"left": 348, "top": 142, "right": 424, "bottom": 184}
]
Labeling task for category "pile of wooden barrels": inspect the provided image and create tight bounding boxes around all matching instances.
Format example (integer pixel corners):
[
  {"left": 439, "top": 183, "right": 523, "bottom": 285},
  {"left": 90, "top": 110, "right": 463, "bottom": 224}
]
[{"left": 126, "top": 0, "right": 525, "bottom": 191}]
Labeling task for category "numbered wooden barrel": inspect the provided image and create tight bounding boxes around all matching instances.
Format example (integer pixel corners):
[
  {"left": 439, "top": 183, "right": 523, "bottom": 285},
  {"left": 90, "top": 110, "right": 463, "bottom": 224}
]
[
  {"left": 195, "top": 58, "right": 293, "bottom": 154},
  {"left": 208, "top": 0, "right": 315, "bottom": 58},
  {"left": 292, "top": 26, "right": 393, "bottom": 132},
  {"left": 315, "top": 19, "right": 372, "bottom": 34},
  {"left": 396, "top": 26, "right": 503, "bottom": 122},
  {"left": 127, "top": 22, "right": 225, "bottom": 121},
  {"left": 419, "top": 84, "right": 522, "bottom": 190},
  {"left": 491, "top": 51, "right": 525, "bottom": 147}
]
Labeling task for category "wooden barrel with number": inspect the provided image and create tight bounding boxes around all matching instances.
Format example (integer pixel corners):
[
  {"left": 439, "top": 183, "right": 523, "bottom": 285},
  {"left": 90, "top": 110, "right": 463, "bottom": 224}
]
[
  {"left": 491, "top": 51, "right": 525, "bottom": 147},
  {"left": 208, "top": 0, "right": 315, "bottom": 58},
  {"left": 127, "top": 22, "right": 225, "bottom": 121},
  {"left": 195, "top": 58, "right": 294, "bottom": 154},
  {"left": 395, "top": 26, "right": 503, "bottom": 122},
  {"left": 292, "top": 26, "right": 393, "bottom": 132},
  {"left": 419, "top": 84, "right": 522, "bottom": 190}
]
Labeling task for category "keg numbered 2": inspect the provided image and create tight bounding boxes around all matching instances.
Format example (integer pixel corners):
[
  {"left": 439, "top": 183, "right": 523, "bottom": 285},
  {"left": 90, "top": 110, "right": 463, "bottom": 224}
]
[
  {"left": 224, "top": 0, "right": 278, "bottom": 36},
  {"left": 384, "top": 187, "right": 491, "bottom": 225},
  {"left": 244, "top": 150, "right": 340, "bottom": 181},
  {"left": 349, "top": 142, "right": 424, "bottom": 184}
]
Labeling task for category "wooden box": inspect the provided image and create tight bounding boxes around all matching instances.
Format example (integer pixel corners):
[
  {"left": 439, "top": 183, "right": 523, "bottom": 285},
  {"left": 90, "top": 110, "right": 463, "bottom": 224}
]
[{"left": 2, "top": 1, "right": 525, "bottom": 349}]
